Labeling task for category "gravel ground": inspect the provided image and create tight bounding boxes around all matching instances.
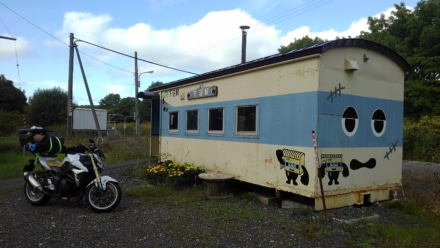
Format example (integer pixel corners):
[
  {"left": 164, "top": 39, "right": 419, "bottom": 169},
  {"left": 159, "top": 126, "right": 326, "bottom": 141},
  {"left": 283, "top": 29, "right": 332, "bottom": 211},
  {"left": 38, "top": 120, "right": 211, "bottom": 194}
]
[{"left": 0, "top": 161, "right": 439, "bottom": 247}]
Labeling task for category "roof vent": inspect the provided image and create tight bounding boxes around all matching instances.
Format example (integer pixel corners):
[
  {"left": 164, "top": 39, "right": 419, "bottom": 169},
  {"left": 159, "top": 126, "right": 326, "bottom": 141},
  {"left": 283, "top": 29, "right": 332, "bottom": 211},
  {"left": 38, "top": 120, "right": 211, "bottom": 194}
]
[{"left": 344, "top": 59, "right": 359, "bottom": 72}]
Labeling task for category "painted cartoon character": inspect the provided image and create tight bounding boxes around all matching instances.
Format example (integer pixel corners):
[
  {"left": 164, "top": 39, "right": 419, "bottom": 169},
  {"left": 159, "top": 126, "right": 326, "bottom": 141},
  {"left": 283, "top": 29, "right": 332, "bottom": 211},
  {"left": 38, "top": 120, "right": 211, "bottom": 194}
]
[
  {"left": 318, "top": 154, "right": 349, "bottom": 185},
  {"left": 276, "top": 149, "right": 309, "bottom": 186}
]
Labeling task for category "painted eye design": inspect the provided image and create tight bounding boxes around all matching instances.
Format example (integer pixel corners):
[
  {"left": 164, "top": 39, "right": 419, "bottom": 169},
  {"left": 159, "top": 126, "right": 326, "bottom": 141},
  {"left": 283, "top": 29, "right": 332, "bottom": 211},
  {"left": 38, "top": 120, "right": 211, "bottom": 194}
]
[
  {"left": 371, "top": 109, "right": 386, "bottom": 137},
  {"left": 342, "top": 106, "right": 358, "bottom": 137}
]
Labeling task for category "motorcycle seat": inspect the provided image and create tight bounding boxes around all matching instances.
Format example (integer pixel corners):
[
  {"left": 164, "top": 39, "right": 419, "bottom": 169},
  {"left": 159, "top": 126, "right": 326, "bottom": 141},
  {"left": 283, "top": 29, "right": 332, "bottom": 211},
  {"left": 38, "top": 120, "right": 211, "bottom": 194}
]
[{"left": 46, "top": 160, "right": 63, "bottom": 167}]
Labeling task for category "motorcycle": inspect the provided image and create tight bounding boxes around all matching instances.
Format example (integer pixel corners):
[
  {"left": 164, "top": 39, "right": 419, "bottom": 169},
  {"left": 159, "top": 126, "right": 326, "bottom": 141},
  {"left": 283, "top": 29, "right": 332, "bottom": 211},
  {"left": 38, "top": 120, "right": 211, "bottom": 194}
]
[{"left": 19, "top": 127, "right": 122, "bottom": 213}]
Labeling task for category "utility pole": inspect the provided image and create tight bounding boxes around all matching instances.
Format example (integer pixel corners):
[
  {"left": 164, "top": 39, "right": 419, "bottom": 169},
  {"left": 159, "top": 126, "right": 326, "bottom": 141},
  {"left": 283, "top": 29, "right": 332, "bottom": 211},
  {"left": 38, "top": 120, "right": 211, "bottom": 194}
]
[
  {"left": 67, "top": 33, "right": 74, "bottom": 137},
  {"left": 134, "top": 52, "right": 140, "bottom": 136},
  {"left": 136, "top": 70, "right": 154, "bottom": 136}
]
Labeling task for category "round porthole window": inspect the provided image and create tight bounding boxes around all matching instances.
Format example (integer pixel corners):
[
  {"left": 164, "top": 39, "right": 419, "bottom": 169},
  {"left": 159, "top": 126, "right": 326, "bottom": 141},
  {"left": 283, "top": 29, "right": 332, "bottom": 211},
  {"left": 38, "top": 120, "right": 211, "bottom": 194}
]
[
  {"left": 342, "top": 106, "right": 358, "bottom": 137},
  {"left": 371, "top": 109, "right": 386, "bottom": 137}
]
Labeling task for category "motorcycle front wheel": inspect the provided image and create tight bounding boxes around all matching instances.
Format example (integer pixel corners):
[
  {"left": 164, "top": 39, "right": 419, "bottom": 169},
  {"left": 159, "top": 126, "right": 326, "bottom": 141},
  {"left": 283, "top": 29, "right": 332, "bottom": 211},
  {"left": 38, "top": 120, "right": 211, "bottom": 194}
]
[
  {"left": 24, "top": 181, "right": 51, "bottom": 206},
  {"left": 85, "top": 181, "right": 122, "bottom": 213}
]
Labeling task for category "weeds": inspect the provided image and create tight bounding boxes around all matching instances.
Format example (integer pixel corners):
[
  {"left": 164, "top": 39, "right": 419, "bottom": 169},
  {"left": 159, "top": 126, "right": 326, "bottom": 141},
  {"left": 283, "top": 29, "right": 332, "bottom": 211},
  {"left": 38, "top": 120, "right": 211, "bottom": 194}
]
[{"left": 125, "top": 181, "right": 175, "bottom": 200}]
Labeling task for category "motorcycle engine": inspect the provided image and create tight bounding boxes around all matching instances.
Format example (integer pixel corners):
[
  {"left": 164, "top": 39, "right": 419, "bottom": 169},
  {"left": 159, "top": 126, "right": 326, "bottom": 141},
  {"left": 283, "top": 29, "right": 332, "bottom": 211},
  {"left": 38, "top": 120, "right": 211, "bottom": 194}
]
[{"left": 57, "top": 172, "right": 77, "bottom": 196}]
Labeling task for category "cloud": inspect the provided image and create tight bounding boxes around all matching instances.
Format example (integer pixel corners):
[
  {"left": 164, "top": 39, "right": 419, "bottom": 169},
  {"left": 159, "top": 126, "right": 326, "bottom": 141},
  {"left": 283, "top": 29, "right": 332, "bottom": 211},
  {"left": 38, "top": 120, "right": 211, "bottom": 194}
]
[
  {"left": 49, "top": 5, "right": 406, "bottom": 105},
  {"left": 61, "top": 6, "right": 405, "bottom": 80},
  {"left": 279, "top": 6, "right": 403, "bottom": 47},
  {"left": 279, "top": 17, "right": 368, "bottom": 46},
  {"left": 0, "top": 36, "right": 31, "bottom": 59},
  {"left": 57, "top": 9, "right": 280, "bottom": 78},
  {"left": 56, "top": 12, "right": 113, "bottom": 45},
  {"left": 103, "top": 84, "right": 126, "bottom": 95}
]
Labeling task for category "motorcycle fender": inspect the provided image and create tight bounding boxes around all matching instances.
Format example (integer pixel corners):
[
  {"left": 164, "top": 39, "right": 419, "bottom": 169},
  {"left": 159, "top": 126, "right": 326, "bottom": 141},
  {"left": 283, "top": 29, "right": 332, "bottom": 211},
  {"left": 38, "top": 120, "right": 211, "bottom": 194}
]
[{"left": 87, "top": 176, "right": 118, "bottom": 190}]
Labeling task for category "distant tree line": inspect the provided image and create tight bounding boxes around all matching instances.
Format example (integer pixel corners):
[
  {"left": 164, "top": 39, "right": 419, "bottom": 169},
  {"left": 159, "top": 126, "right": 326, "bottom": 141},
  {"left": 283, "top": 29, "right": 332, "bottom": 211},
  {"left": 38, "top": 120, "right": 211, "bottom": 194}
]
[
  {"left": 0, "top": 74, "right": 162, "bottom": 135},
  {"left": 97, "top": 81, "right": 163, "bottom": 123}
]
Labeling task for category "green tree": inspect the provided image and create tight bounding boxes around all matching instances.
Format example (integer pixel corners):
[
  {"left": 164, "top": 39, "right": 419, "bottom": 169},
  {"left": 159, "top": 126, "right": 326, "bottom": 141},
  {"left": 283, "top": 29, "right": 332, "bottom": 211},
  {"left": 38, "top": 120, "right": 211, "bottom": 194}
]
[
  {"left": 27, "top": 87, "right": 67, "bottom": 127},
  {"left": 114, "top": 97, "right": 135, "bottom": 117},
  {"left": 99, "top": 93, "right": 121, "bottom": 110},
  {"left": 0, "top": 74, "right": 27, "bottom": 113},
  {"left": 359, "top": 1, "right": 440, "bottom": 119},
  {"left": 278, "top": 36, "right": 326, "bottom": 53}
]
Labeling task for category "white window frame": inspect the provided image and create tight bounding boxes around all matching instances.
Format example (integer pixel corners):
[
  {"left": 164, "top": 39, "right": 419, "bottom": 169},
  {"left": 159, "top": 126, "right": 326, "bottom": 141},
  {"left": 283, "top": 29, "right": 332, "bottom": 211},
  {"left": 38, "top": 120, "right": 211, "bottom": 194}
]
[
  {"left": 186, "top": 109, "right": 199, "bottom": 133},
  {"left": 208, "top": 107, "right": 224, "bottom": 134},
  {"left": 169, "top": 111, "right": 179, "bottom": 132},
  {"left": 236, "top": 105, "right": 258, "bottom": 136}
]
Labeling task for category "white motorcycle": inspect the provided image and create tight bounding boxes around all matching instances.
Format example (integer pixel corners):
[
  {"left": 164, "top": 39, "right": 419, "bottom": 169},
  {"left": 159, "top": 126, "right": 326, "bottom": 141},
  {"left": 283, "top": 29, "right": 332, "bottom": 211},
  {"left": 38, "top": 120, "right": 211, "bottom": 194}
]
[{"left": 19, "top": 128, "right": 121, "bottom": 213}]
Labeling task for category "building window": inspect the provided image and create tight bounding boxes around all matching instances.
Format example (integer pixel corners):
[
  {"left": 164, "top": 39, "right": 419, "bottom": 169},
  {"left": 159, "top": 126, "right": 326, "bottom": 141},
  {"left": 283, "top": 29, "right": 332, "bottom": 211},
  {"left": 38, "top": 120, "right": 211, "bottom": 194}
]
[
  {"left": 186, "top": 110, "right": 198, "bottom": 132},
  {"left": 169, "top": 111, "right": 178, "bottom": 131},
  {"left": 236, "top": 105, "right": 257, "bottom": 135},
  {"left": 208, "top": 108, "right": 223, "bottom": 133}
]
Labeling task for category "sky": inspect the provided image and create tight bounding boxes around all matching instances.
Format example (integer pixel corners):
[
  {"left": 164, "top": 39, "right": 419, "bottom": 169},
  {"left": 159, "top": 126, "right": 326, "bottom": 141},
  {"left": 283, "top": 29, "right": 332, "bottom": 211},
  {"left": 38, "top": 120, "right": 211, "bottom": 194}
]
[{"left": 0, "top": 0, "right": 419, "bottom": 105}]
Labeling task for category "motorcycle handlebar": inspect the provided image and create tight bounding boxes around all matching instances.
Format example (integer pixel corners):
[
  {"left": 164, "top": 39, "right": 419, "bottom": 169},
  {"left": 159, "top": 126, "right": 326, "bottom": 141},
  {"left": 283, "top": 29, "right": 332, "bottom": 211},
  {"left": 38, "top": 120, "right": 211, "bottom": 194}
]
[{"left": 67, "top": 142, "right": 94, "bottom": 155}]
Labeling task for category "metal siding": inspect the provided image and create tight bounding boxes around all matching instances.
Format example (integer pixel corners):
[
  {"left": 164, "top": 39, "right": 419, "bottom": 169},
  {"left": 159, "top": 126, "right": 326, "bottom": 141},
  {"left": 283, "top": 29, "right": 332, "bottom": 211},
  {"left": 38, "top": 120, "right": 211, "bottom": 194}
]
[{"left": 72, "top": 108, "right": 107, "bottom": 130}]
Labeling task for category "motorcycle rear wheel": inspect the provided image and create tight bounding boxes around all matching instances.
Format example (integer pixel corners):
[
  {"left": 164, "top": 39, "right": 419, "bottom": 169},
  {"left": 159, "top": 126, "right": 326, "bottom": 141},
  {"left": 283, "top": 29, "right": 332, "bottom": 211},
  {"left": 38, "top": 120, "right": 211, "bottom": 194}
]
[
  {"left": 24, "top": 181, "right": 51, "bottom": 206},
  {"left": 85, "top": 181, "right": 121, "bottom": 213}
]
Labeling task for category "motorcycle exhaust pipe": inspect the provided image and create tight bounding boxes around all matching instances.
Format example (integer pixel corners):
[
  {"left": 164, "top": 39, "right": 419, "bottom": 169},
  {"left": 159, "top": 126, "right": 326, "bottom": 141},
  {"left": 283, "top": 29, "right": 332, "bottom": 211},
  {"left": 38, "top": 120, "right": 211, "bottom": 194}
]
[{"left": 24, "top": 172, "right": 43, "bottom": 191}]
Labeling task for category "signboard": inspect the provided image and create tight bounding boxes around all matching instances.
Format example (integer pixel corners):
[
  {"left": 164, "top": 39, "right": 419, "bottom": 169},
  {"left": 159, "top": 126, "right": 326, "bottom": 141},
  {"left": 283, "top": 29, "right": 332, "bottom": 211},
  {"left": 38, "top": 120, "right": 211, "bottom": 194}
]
[{"left": 187, "top": 85, "right": 218, "bottom": 100}]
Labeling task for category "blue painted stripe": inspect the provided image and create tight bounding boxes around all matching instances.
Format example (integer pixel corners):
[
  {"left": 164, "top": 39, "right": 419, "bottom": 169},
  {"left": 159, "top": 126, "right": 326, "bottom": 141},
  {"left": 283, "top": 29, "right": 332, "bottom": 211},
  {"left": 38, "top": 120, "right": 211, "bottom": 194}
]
[
  {"left": 160, "top": 91, "right": 402, "bottom": 148},
  {"left": 317, "top": 92, "right": 403, "bottom": 148}
]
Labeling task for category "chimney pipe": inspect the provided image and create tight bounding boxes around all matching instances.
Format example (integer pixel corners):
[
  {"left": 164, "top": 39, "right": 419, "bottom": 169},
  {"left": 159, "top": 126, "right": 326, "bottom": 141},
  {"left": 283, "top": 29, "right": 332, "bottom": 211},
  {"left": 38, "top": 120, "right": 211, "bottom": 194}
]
[{"left": 239, "top": 25, "right": 250, "bottom": 64}]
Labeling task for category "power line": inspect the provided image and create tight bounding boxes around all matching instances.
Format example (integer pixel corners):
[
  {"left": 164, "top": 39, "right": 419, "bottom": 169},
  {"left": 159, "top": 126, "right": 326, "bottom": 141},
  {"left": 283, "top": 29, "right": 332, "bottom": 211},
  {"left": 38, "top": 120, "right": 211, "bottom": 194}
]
[
  {"left": 13, "top": 40, "right": 20, "bottom": 82},
  {"left": 0, "top": 3, "right": 131, "bottom": 74},
  {"left": 75, "top": 38, "right": 198, "bottom": 75},
  {"left": 0, "top": 2, "right": 198, "bottom": 76},
  {"left": 0, "top": 2, "right": 69, "bottom": 46},
  {"left": 1, "top": 1, "right": 335, "bottom": 75},
  {"left": 0, "top": 17, "right": 21, "bottom": 83}
]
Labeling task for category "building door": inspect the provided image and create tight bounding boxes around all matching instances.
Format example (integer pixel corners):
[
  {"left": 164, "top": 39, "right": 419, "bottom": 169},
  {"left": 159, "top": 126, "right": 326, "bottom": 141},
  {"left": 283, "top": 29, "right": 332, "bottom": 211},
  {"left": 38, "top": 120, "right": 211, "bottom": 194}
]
[{"left": 150, "top": 98, "right": 161, "bottom": 160}]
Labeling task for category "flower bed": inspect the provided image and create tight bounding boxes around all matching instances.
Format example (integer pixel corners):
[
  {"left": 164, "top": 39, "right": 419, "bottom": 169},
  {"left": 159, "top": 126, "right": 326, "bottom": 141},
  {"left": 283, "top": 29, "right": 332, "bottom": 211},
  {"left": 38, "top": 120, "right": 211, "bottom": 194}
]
[{"left": 145, "top": 160, "right": 205, "bottom": 186}]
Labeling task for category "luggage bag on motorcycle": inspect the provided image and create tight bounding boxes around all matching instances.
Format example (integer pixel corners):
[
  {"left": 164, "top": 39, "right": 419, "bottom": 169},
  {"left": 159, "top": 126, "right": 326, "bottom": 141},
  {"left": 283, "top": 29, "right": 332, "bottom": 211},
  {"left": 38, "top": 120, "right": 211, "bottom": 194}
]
[{"left": 18, "top": 126, "right": 66, "bottom": 155}]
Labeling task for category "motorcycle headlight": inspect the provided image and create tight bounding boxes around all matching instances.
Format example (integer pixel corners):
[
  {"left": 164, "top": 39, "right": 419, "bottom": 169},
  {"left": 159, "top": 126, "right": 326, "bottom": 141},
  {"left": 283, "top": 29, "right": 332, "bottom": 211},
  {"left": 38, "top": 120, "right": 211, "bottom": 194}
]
[{"left": 93, "top": 154, "right": 106, "bottom": 168}]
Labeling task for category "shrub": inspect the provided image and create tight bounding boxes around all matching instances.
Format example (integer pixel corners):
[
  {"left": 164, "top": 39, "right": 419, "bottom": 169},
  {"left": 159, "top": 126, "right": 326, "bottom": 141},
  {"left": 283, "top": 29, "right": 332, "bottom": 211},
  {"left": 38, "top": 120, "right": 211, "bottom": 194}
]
[
  {"left": 145, "top": 160, "right": 205, "bottom": 186},
  {"left": 0, "top": 110, "right": 23, "bottom": 136},
  {"left": 403, "top": 116, "right": 440, "bottom": 162}
]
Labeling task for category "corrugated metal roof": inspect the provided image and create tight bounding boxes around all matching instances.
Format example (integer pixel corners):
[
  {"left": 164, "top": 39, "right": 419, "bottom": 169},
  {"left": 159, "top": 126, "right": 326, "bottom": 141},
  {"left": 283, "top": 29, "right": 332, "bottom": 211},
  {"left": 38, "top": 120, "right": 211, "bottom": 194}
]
[{"left": 146, "top": 38, "right": 409, "bottom": 92}]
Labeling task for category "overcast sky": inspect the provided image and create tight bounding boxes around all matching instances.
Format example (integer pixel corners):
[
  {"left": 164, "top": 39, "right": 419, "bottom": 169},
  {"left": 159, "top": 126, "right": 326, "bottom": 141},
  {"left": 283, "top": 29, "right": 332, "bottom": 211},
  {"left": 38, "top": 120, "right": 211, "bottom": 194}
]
[{"left": 0, "top": 0, "right": 419, "bottom": 105}]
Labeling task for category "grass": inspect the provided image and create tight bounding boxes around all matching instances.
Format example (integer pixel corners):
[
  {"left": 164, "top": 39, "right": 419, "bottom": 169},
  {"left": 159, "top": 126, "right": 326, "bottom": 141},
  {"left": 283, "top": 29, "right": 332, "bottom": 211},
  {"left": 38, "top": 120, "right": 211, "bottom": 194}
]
[
  {"left": 0, "top": 135, "right": 33, "bottom": 179},
  {"left": 0, "top": 122, "right": 150, "bottom": 180},
  {"left": 338, "top": 208, "right": 440, "bottom": 247},
  {"left": 2, "top": 124, "right": 440, "bottom": 246},
  {"left": 125, "top": 176, "right": 440, "bottom": 247},
  {"left": 126, "top": 160, "right": 440, "bottom": 247}
]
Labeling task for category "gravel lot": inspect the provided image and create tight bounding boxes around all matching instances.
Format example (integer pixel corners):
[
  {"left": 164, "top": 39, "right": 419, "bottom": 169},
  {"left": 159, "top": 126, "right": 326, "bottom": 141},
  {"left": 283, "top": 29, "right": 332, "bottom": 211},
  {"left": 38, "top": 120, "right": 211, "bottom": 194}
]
[{"left": 1, "top": 161, "right": 439, "bottom": 247}]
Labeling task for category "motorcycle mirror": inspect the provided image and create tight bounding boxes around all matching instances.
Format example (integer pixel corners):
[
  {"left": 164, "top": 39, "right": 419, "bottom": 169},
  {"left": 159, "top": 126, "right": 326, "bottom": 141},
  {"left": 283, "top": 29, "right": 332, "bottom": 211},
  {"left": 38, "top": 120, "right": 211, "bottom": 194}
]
[{"left": 89, "top": 139, "right": 95, "bottom": 144}]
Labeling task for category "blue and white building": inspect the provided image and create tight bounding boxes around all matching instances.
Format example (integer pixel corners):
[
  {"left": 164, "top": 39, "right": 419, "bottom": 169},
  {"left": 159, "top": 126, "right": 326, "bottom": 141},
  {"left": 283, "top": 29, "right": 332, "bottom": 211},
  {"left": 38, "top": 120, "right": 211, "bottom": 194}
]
[{"left": 139, "top": 39, "right": 409, "bottom": 210}]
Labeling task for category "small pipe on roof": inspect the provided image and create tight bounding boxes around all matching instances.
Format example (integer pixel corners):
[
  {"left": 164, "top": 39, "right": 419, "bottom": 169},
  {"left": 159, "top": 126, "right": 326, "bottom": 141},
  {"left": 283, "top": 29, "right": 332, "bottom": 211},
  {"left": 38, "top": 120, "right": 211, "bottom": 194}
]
[{"left": 240, "top": 25, "right": 250, "bottom": 64}]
